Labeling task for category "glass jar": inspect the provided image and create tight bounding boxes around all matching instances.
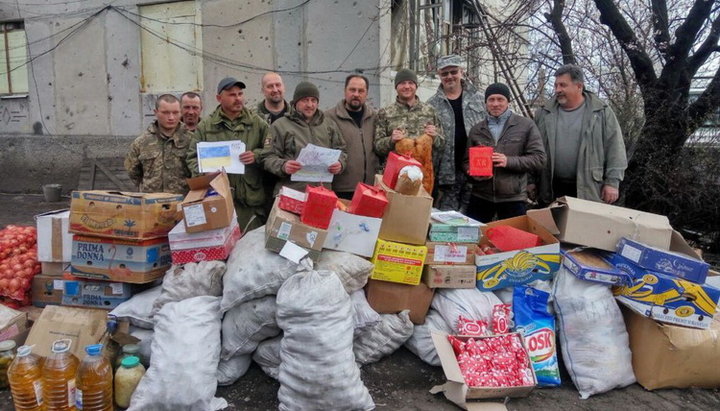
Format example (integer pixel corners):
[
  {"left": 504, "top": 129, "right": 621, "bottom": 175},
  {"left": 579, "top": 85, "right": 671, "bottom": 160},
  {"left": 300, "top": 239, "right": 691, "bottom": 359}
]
[
  {"left": 0, "top": 340, "right": 17, "bottom": 388},
  {"left": 114, "top": 343, "right": 141, "bottom": 370}
]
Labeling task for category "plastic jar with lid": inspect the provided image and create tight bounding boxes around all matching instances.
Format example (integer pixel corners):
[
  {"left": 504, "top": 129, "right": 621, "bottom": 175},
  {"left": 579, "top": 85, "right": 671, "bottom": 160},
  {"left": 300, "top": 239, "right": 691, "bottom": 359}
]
[
  {"left": 0, "top": 339, "right": 17, "bottom": 388},
  {"left": 114, "top": 343, "right": 141, "bottom": 370},
  {"left": 114, "top": 355, "right": 145, "bottom": 408}
]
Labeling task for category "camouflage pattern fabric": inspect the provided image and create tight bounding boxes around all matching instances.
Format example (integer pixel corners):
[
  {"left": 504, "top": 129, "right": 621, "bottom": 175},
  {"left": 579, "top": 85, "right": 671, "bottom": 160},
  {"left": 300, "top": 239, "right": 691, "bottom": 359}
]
[{"left": 373, "top": 97, "right": 445, "bottom": 159}]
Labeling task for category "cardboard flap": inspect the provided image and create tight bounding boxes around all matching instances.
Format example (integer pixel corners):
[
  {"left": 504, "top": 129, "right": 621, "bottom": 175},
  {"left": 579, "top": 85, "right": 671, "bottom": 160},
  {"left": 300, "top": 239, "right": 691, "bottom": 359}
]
[
  {"left": 431, "top": 332, "right": 466, "bottom": 383},
  {"left": 34, "top": 208, "right": 71, "bottom": 220},
  {"left": 209, "top": 170, "right": 232, "bottom": 199},
  {"left": 670, "top": 230, "right": 702, "bottom": 260},
  {"left": 526, "top": 208, "right": 560, "bottom": 235}
]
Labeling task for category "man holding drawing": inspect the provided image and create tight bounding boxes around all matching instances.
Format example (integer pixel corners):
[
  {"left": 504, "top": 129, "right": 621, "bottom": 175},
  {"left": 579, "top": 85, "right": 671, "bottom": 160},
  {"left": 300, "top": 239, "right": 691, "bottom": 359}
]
[
  {"left": 186, "top": 77, "right": 270, "bottom": 231},
  {"left": 261, "top": 81, "right": 347, "bottom": 194}
]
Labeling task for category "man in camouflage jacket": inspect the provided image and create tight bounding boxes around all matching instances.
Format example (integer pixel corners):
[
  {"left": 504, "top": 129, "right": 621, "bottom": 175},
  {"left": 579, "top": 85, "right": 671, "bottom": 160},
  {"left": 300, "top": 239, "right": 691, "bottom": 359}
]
[{"left": 125, "top": 94, "right": 192, "bottom": 194}]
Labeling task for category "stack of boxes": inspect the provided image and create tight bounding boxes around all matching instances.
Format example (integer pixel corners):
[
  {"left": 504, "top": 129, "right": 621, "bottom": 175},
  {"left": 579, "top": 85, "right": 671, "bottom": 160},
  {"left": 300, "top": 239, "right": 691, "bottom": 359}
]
[{"left": 33, "top": 210, "right": 72, "bottom": 307}]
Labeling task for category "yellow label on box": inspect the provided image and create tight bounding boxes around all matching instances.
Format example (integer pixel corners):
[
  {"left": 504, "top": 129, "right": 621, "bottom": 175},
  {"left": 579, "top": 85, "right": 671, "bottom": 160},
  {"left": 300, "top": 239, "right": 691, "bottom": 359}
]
[{"left": 370, "top": 239, "right": 427, "bottom": 285}]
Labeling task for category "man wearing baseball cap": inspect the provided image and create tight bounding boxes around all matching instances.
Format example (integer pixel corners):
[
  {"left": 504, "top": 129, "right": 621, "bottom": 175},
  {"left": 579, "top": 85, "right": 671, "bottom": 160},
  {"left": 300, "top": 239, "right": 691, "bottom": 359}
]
[
  {"left": 428, "top": 54, "right": 486, "bottom": 212},
  {"left": 186, "top": 77, "right": 270, "bottom": 231}
]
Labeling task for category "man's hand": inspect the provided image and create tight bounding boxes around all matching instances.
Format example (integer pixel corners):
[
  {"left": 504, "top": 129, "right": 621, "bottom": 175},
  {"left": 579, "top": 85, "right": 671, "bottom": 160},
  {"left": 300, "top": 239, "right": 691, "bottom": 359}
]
[
  {"left": 424, "top": 123, "right": 437, "bottom": 138},
  {"left": 239, "top": 151, "right": 255, "bottom": 165},
  {"left": 391, "top": 128, "right": 406, "bottom": 142},
  {"left": 328, "top": 162, "right": 342, "bottom": 174},
  {"left": 601, "top": 184, "right": 619, "bottom": 204},
  {"left": 283, "top": 160, "right": 302, "bottom": 174},
  {"left": 492, "top": 152, "right": 507, "bottom": 168}
]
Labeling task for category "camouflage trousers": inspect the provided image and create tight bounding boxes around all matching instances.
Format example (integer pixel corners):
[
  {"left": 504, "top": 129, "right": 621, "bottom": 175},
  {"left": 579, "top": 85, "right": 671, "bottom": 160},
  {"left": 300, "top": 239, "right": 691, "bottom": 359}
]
[{"left": 436, "top": 171, "right": 472, "bottom": 213}]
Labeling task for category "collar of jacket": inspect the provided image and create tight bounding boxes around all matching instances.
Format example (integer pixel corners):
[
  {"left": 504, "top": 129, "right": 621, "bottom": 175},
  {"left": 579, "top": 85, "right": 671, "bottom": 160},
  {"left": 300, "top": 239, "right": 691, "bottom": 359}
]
[
  {"left": 210, "top": 105, "right": 254, "bottom": 128},
  {"left": 487, "top": 108, "right": 513, "bottom": 125},
  {"left": 540, "top": 90, "right": 608, "bottom": 114},
  {"left": 433, "top": 78, "right": 479, "bottom": 101},
  {"left": 334, "top": 99, "right": 373, "bottom": 121},
  {"left": 394, "top": 95, "right": 421, "bottom": 110},
  {"left": 149, "top": 121, "right": 187, "bottom": 147},
  {"left": 256, "top": 99, "right": 289, "bottom": 115},
  {"left": 287, "top": 107, "right": 325, "bottom": 126}
]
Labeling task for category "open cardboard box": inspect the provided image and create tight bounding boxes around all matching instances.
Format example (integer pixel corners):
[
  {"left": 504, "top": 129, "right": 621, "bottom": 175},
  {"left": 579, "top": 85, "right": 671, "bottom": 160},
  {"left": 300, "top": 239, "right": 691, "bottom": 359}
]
[
  {"left": 374, "top": 174, "right": 432, "bottom": 245},
  {"left": 36, "top": 209, "right": 72, "bottom": 262},
  {"left": 25, "top": 305, "right": 108, "bottom": 360},
  {"left": 181, "top": 171, "right": 235, "bottom": 233}
]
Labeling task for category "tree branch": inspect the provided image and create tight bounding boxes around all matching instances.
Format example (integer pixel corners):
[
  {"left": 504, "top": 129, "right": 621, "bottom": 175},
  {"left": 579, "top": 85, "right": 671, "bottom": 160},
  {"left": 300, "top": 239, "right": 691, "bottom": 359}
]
[
  {"left": 650, "top": 0, "right": 671, "bottom": 57},
  {"left": 544, "top": 0, "right": 576, "bottom": 64},
  {"left": 667, "top": 0, "right": 716, "bottom": 62},
  {"left": 688, "top": 65, "right": 720, "bottom": 137},
  {"left": 688, "top": 13, "right": 720, "bottom": 75}
]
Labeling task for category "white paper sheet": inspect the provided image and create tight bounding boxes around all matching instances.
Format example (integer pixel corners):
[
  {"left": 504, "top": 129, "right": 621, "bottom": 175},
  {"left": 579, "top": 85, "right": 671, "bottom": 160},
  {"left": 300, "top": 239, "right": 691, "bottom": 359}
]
[
  {"left": 197, "top": 140, "right": 246, "bottom": 174},
  {"left": 291, "top": 143, "right": 341, "bottom": 183}
]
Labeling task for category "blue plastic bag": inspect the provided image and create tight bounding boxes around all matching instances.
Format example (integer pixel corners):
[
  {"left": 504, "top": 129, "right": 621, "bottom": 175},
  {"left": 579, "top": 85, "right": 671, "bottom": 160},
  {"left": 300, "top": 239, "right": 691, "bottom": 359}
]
[{"left": 513, "top": 285, "right": 561, "bottom": 386}]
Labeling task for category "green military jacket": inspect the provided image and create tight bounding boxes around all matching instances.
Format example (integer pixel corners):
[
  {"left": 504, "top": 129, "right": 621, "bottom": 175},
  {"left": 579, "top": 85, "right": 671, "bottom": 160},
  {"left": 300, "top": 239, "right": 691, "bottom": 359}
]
[
  {"left": 251, "top": 100, "right": 290, "bottom": 125},
  {"left": 186, "top": 105, "right": 270, "bottom": 209},
  {"left": 125, "top": 121, "right": 192, "bottom": 194},
  {"left": 373, "top": 96, "right": 445, "bottom": 160}
]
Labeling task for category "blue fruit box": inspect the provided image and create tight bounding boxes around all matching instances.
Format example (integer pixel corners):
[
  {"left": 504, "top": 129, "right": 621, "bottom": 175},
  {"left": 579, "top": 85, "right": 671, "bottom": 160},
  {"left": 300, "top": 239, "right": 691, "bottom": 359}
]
[
  {"left": 611, "top": 254, "right": 720, "bottom": 329},
  {"left": 616, "top": 237, "right": 709, "bottom": 284},
  {"left": 475, "top": 216, "right": 561, "bottom": 291},
  {"left": 562, "top": 249, "right": 633, "bottom": 286},
  {"left": 62, "top": 278, "right": 134, "bottom": 310}
]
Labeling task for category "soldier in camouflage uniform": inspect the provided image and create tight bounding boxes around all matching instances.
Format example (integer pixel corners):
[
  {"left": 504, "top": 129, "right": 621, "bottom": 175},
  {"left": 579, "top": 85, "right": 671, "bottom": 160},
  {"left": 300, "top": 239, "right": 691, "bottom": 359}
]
[
  {"left": 427, "top": 55, "right": 486, "bottom": 212},
  {"left": 374, "top": 69, "right": 444, "bottom": 179},
  {"left": 125, "top": 94, "right": 192, "bottom": 194}
]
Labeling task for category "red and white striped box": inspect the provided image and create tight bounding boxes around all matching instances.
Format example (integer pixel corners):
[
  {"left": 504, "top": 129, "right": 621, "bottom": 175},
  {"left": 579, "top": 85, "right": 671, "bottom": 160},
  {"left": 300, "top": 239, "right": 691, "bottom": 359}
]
[
  {"left": 278, "top": 186, "right": 306, "bottom": 215},
  {"left": 169, "top": 217, "right": 241, "bottom": 264}
]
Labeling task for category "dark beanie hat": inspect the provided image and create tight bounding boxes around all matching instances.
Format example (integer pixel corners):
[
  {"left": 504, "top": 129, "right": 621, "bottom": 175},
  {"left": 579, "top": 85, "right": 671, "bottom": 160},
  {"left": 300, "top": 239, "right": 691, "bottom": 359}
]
[
  {"left": 394, "top": 69, "right": 418, "bottom": 88},
  {"left": 485, "top": 83, "right": 511, "bottom": 101},
  {"left": 292, "top": 81, "right": 320, "bottom": 103}
]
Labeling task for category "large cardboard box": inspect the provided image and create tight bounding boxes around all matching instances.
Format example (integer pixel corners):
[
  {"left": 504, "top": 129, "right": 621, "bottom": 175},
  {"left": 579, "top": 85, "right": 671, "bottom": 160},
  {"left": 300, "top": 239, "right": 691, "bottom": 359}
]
[
  {"left": 181, "top": 171, "right": 234, "bottom": 233},
  {"left": 62, "top": 277, "right": 134, "bottom": 310},
  {"left": 69, "top": 191, "right": 183, "bottom": 240},
  {"left": 562, "top": 249, "right": 632, "bottom": 286},
  {"left": 323, "top": 205, "right": 382, "bottom": 258},
  {"left": 41, "top": 261, "right": 70, "bottom": 276},
  {"left": 475, "top": 216, "right": 561, "bottom": 291},
  {"left": 423, "top": 265, "right": 476, "bottom": 289},
  {"left": 25, "top": 305, "right": 107, "bottom": 360},
  {"left": 624, "top": 308, "right": 720, "bottom": 390},
  {"left": 370, "top": 239, "right": 427, "bottom": 285},
  {"left": 0, "top": 304, "right": 28, "bottom": 343},
  {"left": 374, "top": 175, "right": 432, "bottom": 245},
  {"left": 616, "top": 237, "right": 709, "bottom": 284},
  {"left": 32, "top": 274, "right": 65, "bottom": 307},
  {"left": 265, "top": 197, "right": 328, "bottom": 259},
  {"left": 71, "top": 235, "right": 171, "bottom": 283},
  {"left": 36, "top": 209, "right": 72, "bottom": 262},
  {"left": 426, "top": 242, "right": 478, "bottom": 265},
  {"left": 365, "top": 279, "right": 434, "bottom": 324},
  {"left": 527, "top": 196, "right": 673, "bottom": 252}
]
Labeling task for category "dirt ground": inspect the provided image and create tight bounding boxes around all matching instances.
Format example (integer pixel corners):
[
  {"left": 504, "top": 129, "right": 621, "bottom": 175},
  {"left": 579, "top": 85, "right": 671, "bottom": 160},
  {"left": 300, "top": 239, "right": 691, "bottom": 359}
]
[{"left": 0, "top": 193, "right": 718, "bottom": 410}]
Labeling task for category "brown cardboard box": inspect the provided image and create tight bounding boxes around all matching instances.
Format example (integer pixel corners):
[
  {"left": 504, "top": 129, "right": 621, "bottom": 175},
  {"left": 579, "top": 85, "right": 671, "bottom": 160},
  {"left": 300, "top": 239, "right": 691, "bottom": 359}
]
[
  {"left": 370, "top": 239, "right": 427, "bottom": 285},
  {"left": 25, "top": 305, "right": 108, "bottom": 360},
  {"left": 41, "top": 261, "right": 70, "bottom": 276},
  {"left": 0, "top": 304, "right": 28, "bottom": 343},
  {"left": 374, "top": 175, "right": 432, "bottom": 245},
  {"left": 365, "top": 279, "right": 434, "bottom": 324},
  {"left": 426, "top": 242, "right": 479, "bottom": 265},
  {"left": 423, "top": 265, "right": 476, "bottom": 289},
  {"left": 32, "top": 274, "right": 65, "bottom": 307},
  {"left": 624, "top": 308, "right": 720, "bottom": 389},
  {"left": 265, "top": 197, "right": 328, "bottom": 256},
  {"left": 36, "top": 209, "right": 72, "bottom": 262},
  {"left": 181, "top": 171, "right": 234, "bottom": 233}
]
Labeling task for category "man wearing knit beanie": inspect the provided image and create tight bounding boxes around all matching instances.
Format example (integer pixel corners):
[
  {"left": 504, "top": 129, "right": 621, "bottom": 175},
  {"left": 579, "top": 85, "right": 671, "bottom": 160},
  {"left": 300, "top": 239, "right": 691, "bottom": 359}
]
[
  {"left": 261, "top": 80, "right": 348, "bottom": 194},
  {"left": 463, "top": 82, "right": 546, "bottom": 222}
]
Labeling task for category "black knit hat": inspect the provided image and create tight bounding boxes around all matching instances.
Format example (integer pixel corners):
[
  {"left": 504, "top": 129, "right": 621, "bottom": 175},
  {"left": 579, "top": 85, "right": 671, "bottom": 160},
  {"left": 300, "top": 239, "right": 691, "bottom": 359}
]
[
  {"left": 485, "top": 83, "right": 511, "bottom": 101},
  {"left": 292, "top": 81, "right": 320, "bottom": 104},
  {"left": 394, "top": 69, "right": 418, "bottom": 88}
]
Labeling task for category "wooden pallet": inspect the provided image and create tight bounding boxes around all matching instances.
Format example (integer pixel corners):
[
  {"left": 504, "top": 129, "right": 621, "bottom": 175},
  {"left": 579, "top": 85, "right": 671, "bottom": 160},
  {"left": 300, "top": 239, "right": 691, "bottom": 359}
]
[{"left": 77, "top": 157, "right": 137, "bottom": 191}]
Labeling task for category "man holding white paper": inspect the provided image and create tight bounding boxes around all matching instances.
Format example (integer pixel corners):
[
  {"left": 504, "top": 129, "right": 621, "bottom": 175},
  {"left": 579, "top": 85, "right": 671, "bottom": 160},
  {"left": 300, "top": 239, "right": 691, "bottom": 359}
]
[
  {"left": 186, "top": 77, "right": 270, "bottom": 230},
  {"left": 261, "top": 81, "right": 347, "bottom": 194}
]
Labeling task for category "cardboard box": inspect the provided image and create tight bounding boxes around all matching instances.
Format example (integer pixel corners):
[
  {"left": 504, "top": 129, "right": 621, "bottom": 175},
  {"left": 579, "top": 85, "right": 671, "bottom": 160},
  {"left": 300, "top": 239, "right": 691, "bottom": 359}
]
[
  {"left": 527, "top": 196, "right": 673, "bottom": 252},
  {"left": 36, "top": 209, "right": 72, "bottom": 262},
  {"left": 429, "top": 211, "right": 482, "bottom": 243},
  {"left": 41, "top": 261, "right": 70, "bottom": 276},
  {"left": 365, "top": 279, "right": 434, "bottom": 324},
  {"left": 71, "top": 235, "right": 171, "bottom": 284},
  {"left": 348, "top": 183, "right": 388, "bottom": 218},
  {"left": 475, "top": 216, "right": 561, "bottom": 291},
  {"left": 612, "top": 256, "right": 720, "bottom": 329},
  {"left": 170, "top": 225, "right": 240, "bottom": 265},
  {"left": 169, "top": 215, "right": 240, "bottom": 264},
  {"left": 265, "top": 197, "right": 328, "bottom": 257},
  {"left": 370, "top": 239, "right": 427, "bottom": 285},
  {"left": 323, "top": 204, "right": 382, "bottom": 258},
  {"left": 278, "top": 186, "right": 306, "bottom": 214},
  {"left": 32, "top": 274, "right": 65, "bottom": 307},
  {"left": 181, "top": 171, "right": 234, "bottom": 233},
  {"left": 616, "top": 237, "right": 709, "bottom": 284},
  {"left": 374, "top": 175, "right": 432, "bottom": 245},
  {"left": 62, "top": 278, "right": 134, "bottom": 310},
  {"left": 426, "top": 242, "right": 478, "bottom": 265},
  {"left": 430, "top": 332, "right": 536, "bottom": 407},
  {"left": 69, "top": 190, "right": 183, "bottom": 240},
  {"left": 562, "top": 249, "right": 632, "bottom": 286},
  {"left": 624, "top": 308, "right": 720, "bottom": 390},
  {"left": 25, "top": 305, "right": 108, "bottom": 360},
  {"left": 423, "top": 265, "right": 476, "bottom": 289},
  {"left": 0, "top": 304, "right": 28, "bottom": 342}
]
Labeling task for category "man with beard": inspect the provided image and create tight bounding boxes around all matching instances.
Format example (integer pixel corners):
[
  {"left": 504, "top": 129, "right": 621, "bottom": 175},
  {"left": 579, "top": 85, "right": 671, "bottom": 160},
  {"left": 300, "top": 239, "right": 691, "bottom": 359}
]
[
  {"left": 534, "top": 64, "right": 626, "bottom": 205},
  {"left": 325, "top": 74, "right": 379, "bottom": 199},
  {"left": 180, "top": 91, "right": 203, "bottom": 132},
  {"left": 253, "top": 72, "right": 289, "bottom": 125}
]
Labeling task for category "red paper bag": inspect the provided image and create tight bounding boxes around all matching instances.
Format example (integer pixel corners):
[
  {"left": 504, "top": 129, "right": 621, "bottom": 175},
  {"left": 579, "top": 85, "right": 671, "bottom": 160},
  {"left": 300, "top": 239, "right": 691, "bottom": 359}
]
[
  {"left": 300, "top": 185, "right": 338, "bottom": 229},
  {"left": 469, "top": 146, "right": 494, "bottom": 177},
  {"left": 486, "top": 225, "right": 542, "bottom": 252},
  {"left": 382, "top": 152, "right": 422, "bottom": 189},
  {"left": 348, "top": 183, "right": 388, "bottom": 218}
]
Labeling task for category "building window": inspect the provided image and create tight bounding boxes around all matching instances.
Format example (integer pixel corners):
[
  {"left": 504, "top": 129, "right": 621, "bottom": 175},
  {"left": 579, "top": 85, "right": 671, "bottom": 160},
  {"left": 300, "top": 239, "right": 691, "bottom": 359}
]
[
  {"left": 0, "top": 22, "right": 29, "bottom": 95},
  {"left": 139, "top": 1, "right": 203, "bottom": 93}
]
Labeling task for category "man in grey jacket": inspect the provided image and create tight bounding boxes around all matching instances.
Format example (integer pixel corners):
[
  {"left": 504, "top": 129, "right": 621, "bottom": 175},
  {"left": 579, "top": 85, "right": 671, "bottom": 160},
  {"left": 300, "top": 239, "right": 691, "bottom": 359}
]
[
  {"left": 534, "top": 64, "right": 627, "bottom": 205},
  {"left": 427, "top": 55, "right": 486, "bottom": 212}
]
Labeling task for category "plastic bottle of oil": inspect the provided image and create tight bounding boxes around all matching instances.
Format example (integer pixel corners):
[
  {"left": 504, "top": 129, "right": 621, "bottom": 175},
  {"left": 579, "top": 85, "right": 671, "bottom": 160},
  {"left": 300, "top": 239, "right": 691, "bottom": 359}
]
[
  {"left": 7, "top": 345, "right": 44, "bottom": 411},
  {"left": 42, "top": 339, "right": 79, "bottom": 411},
  {"left": 75, "top": 344, "right": 113, "bottom": 411}
]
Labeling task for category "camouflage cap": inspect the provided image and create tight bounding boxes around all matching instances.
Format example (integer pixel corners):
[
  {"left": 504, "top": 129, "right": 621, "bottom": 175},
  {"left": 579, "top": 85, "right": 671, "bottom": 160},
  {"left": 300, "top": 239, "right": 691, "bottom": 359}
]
[{"left": 437, "top": 54, "right": 465, "bottom": 70}]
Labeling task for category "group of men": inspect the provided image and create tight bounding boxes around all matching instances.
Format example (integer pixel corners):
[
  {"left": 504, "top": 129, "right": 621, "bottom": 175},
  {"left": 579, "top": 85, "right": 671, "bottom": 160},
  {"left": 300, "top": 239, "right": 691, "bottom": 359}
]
[{"left": 125, "top": 56, "right": 627, "bottom": 229}]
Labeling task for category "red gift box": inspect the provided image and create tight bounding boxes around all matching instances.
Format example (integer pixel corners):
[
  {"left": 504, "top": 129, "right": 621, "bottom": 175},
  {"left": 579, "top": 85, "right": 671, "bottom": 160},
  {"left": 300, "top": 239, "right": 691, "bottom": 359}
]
[
  {"left": 469, "top": 146, "right": 493, "bottom": 177},
  {"left": 278, "top": 186, "right": 306, "bottom": 215},
  {"left": 382, "top": 152, "right": 423, "bottom": 189},
  {"left": 486, "top": 225, "right": 542, "bottom": 252},
  {"left": 300, "top": 185, "right": 338, "bottom": 229},
  {"left": 348, "top": 183, "right": 388, "bottom": 218}
]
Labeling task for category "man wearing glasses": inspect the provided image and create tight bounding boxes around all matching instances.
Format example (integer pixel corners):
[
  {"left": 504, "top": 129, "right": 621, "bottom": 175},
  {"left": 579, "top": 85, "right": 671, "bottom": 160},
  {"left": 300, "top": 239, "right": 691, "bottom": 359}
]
[{"left": 427, "top": 55, "right": 486, "bottom": 212}]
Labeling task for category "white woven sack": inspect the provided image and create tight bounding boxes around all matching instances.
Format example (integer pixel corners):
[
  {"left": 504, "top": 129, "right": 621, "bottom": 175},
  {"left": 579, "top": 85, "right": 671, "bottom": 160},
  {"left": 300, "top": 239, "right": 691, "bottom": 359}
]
[
  {"left": 221, "top": 295, "right": 280, "bottom": 360},
  {"left": 353, "top": 310, "right": 413, "bottom": 365}
]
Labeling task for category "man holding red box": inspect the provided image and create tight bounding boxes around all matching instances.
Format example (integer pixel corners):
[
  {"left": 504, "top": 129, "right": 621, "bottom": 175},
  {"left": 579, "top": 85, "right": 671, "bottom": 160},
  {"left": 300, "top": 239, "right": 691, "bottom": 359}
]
[{"left": 464, "top": 83, "right": 546, "bottom": 223}]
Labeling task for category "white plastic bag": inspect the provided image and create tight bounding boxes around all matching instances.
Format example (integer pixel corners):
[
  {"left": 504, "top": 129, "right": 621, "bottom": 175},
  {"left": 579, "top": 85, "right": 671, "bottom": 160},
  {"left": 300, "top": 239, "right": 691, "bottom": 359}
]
[
  {"left": 253, "top": 335, "right": 282, "bottom": 380},
  {"left": 276, "top": 269, "right": 374, "bottom": 411},
  {"left": 316, "top": 250, "right": 374, "bottom": 294},
  {"left": 431, "top": 288, "right": 502, "bottom": 330},
  {"left": 128, "top": 326, "right": 153, "bottom": 367},
  {"left": 553, "top": 267, "right": 636, "bottom": 399},
  {"left": 220, "top": 295, "right": 280, "bottom": 360},
  {"left": 128, "top": 296, "right": 224, "bottom": 411},
  {"left": 110, "top": 286, "right": 162, "bottom": 329},
  {"left": 404, "top": 309, "right": 454, "bottom": 366},
  {"left": 217, "top": 353, "right": 252, "bottom": 386},
  {"left": 153, "top": 261, "right": 225, "bottom": 315},
  {"left": 351, "top": 290, "right": 381, "bottom": 334},
  {"left": 353, "top": 310, "right": 413, "bottom": 365}
]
